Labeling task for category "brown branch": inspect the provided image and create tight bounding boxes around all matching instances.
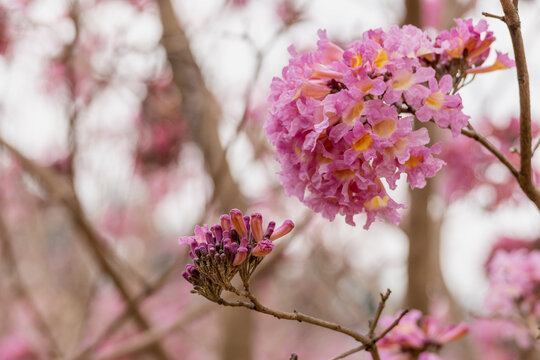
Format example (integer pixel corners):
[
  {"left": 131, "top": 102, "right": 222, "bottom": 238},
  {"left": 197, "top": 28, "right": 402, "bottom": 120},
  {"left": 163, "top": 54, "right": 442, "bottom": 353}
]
[
  {"left": 329, "top": 345, "right": 366, "bottom": 360},
  {"left": 330, "top": 309, "right": 408, "bottom": 360},
  {"left": 220, "top": 284, "right": 408, "bottom": 357},
  {"left": 90, "top": 303, "right": 213, "bottom": 360},
  {"left": 482, "top": 12, "right": 505, "bottom": 21},
  {"left": 460, "top": 126, "right": 520, "bottom": 178},
  {"left": 223, "top": 289, "right": 371, "bottom": 345},
  {"left": 156, "top": 0, "right": 246, "bottom": 213},
  {"left": 0, "top": 206, "right": 61, "bottom": 358},
  {"left": 73, "top": 256, "right": 184, "bottom": 358},
  {"left": 499, "top": 0, "right": 540, "bottom": 209},
  {"left": 0, "top": 136, "right": 171, "bottom": 360}
]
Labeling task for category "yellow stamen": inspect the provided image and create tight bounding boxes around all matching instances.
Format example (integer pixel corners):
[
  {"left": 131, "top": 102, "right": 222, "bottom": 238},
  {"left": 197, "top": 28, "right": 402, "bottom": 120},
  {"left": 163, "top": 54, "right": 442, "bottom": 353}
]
[
  {"left": 353, "top": 133, "right": 373, "bottom": 152},
  {"left": 392, "top": 71, "right": 414, "bottom": 90},
  {"left": 425, "top": 91, "right": 444, "bottom": 110},
  {"left": 343, "top": 101, "right": 364, "bottom": 125},
  {"left": 333, "top": 169, "right": 356, "bottom": 181},
  {"left": 364, "top": 195, "right": 389, "bottom": 210},
  {"left": 357, "top": 79, "right": 373, "bottom": 93},
  {"left": 316, "top": 153, "right": 332, "bottom": 164},
  {"left": 351, "top": 54, "right": 363, "bottom": 68},
  {"left": 373, "top": 118, "right": 396, "bottom": 138},
  {"left": 373, "top": 49, "right": 389, "bottom": 68},
  {"left": 384, "top": 138, "right": 408, "bottom": 156},
  {"left": 405, "top": 154, "right": 423, "bottom": 169}
]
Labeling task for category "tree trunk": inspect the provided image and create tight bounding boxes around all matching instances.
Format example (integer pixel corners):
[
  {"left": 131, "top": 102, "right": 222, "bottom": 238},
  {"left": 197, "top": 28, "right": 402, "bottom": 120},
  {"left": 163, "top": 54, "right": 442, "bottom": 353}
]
[{"left": 156, "top": 1, "right": 252, "bottom": 359}]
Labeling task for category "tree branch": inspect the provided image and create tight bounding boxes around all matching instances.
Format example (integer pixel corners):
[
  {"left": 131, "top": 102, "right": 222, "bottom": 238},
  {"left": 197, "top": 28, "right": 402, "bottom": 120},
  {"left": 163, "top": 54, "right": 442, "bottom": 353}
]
[
  {"left": 499, "top": 0, "right": 540, "bottom": 209},
  {"left": 460, "top": 125, "right": 520, "bottom": 178},
  {"left": 0, "top": 206, "right": 61, "bottom": 358},
  {"left": 0, "top": 136, "right": 171, "bottom": 360}
]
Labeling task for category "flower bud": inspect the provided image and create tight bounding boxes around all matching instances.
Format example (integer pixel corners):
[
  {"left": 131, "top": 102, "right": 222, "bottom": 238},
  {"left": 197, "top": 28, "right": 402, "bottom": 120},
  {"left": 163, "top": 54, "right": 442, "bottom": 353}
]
[
  {"left": 252, "top": 240, "right": 274, "bottom": 256},
  {"left": 230, "top": 209, "right": 248, "bottom": 237},
  {"left": 251, "top": 213, "right": 264, "bottom": 242},
  {"left": 264, "top": 221, "right": 276, "bottom": 239},
  {"left": 220, "top": 214, "right": 231, "bottom": 231},
  {"left": 269, "top": 220, "right": 295, "bottom": 241},
  {"left": 232, "top": 247, "right": 248, "bottom": 266}
]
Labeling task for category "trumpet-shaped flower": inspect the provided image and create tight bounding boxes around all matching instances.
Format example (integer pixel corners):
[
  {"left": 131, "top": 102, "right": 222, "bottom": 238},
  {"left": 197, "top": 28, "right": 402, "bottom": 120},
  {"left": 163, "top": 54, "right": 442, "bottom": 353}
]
[{"left": 267, "top": 20, "right": 512, "bottom": 228}]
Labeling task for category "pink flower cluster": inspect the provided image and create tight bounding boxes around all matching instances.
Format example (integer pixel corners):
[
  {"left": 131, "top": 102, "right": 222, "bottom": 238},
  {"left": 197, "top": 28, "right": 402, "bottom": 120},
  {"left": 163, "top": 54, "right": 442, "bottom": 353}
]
[
  {"left": 378, "top": 309, "right": 468, "bottom": 359},
  {"left": 265, "top": 19, "right": 513, "bottom": 228},
  {"left": 470, "top": 318, "right": 537, "bottom": 360},
  {"left": 485, "top": 248, "right": 540, "bottom": 316},
  {"left": 179, "top": 209, "right": 294, "bottom": 299}
]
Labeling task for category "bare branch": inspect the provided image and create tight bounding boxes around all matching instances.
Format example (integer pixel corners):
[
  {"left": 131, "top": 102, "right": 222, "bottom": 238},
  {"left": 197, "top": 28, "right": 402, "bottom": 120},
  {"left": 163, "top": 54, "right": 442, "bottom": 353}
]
[
  {"left": 460, "top": 125, "right": 520, "bottom": 178},
  {"left": 482, "top": 12, "right": 505, "bottom": 21},
  {"left": 90, "top": 303, "right": 213, "bottom": 360},
  {"left": 499, "top": 0, "right": 540, "bottom": 209},
  {"left": 0, "top": 207, "right": 61, "bottom": 358},
  {"left": 0, "top": 136, "right": 171, "bottom": 360}
]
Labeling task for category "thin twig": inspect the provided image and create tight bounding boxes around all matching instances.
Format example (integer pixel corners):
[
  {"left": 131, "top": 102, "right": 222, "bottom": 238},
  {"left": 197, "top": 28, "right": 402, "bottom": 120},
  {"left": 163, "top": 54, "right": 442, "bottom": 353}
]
[
  {"left": 369, "top": 289, "right": 391, "bottom": 338},
  {"left": 73, "top": 256, "right": 184, "bottom": 358},
  {"left": 532, "top": 137, "right": 540, "bottom": 154},
  {"left": 373, "top": 310, "right": 409, "bottom": 343},
  {"left": 499, "top": 0, "right": 540, "bottom": 209},
  {"left": 0, "top": 136, "right": 171, "bottom": 360},
  {"left": 0, "top": 207, "right": 61, "bottom": 358},
  {"left": 481, "top": 12, "right": 505, "bottom": 21},
  {"left": 329, "top": 345, "right": 366, "bottom": 360},
  {"left": 460, "top": 126, "right": 520, "bottom": 179},
  {"left": 90, "top": 303, "right": 213, "bottom": 360},
  {"left": 223, "top": 283, "right": 371, "bottom": 345}
]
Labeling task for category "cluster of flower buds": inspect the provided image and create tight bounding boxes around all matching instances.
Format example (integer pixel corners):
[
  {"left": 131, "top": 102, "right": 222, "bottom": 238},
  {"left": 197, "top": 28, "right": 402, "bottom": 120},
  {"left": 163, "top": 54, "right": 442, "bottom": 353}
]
[
  {"left": 265, "top": 19, "right": 514, "bottom": 228},
  {"left": 179, "top": 209, "right": 294, "bottom": 301},
  {"left": 378, "top": 309, "right": 469, "bottom": 359}
]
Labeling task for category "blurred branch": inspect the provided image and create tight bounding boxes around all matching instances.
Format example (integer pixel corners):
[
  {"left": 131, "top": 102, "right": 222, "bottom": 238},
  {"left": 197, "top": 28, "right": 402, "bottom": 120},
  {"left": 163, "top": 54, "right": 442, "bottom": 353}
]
[
  {"left": 157, "top": 0, "right": 246, "bottom": 212},
  {"left": 0, "top": 136, "right": 171, "bottom": 360},
  {"left": 460, "top": 124, "right": 520, "bottom": 178},
  {"left": 0, "top": 205, "right": 61, "bottom": 358},
  {"left": 73, "top": 255, "right": 184, "bottom": 358},
  {"left": 90, "top": 302, "right": 213, "bottom": 360},
  {"left": 499, "top": 0, "right": 540, "bottom": 210}
]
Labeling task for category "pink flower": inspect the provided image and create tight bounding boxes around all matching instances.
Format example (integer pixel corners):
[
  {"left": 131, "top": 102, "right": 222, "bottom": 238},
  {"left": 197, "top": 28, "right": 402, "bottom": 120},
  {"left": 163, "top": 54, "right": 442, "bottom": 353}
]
[
  {"left": 467, "top": 51, "right": 516, "bottom": 74},
  {"left": 415, "top": 75, "right": 469, "bottom": 136},
  {"left": 378, "top": 310, "right": 468, "bottom": 359},
  {"left": 266, "top": 24, "right": 484, "bottom": 228}
]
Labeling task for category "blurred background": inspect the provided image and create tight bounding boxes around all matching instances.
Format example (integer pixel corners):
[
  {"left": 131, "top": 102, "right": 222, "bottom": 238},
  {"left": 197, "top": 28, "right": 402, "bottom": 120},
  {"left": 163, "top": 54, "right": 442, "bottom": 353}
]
[{"left": 0, "top": 0, "right": 539, "bottom": 359}]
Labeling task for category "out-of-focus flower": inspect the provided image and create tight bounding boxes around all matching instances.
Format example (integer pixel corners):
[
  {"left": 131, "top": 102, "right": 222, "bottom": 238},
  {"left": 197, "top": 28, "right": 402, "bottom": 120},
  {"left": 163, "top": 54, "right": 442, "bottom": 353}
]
[
  {"left": 0, "top": 334, "right": 39, "bottom": 360},
  {"left": 439, "top": 117, "right": 540, "bottom": 208},
  {"left": 276, "top": 0, "right": 303, "bottom": 26},
  {"left": 135, "top": 77, "right": 186, "bottom": 173},
  {"left": 0, "top": 5, "right": 12, "bottom": 55},
  {"left": 421, "top": 0, "right": 443, "bottom": 29},
  {"left": 470, "top": 318, "right": 538, "bottom": 360},
  {"left": 266, "top": 20, "right": 510, "bottom": 228},
  {"left": 485, "top": 248, "right": 540, "bottom": 316},
  {"left": 378, "top": 309, "right": 468, "bottom": 359},
  {"left": 179, "top": 209, "right": 294, "bottom": 301}
]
